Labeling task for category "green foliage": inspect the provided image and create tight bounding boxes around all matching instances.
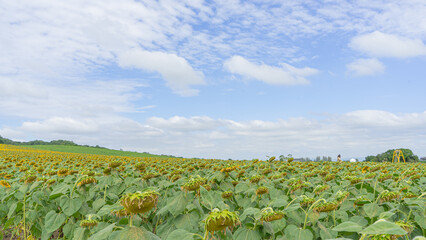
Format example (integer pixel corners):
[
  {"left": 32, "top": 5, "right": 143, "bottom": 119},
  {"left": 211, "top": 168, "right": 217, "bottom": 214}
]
[
  {"left": 366, "top": 148, "right": 419, "bottom": 162},
  {"left": 24, "top": 145, "right": 170, "bottom": 158},
  {"left": 0, "top": 145, "right": 425, "bottom": 240}
]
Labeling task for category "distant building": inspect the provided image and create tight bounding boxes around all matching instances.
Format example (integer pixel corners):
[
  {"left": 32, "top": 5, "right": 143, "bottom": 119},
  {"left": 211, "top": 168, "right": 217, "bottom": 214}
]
[{"left": 350, "top": 158, "right": 357, "bottom": 162}]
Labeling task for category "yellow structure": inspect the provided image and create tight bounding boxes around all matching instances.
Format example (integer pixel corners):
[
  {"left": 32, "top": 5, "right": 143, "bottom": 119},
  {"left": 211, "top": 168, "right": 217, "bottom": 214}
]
[{"left": 392, "top": 149, "right": 405, "bottom": 163}]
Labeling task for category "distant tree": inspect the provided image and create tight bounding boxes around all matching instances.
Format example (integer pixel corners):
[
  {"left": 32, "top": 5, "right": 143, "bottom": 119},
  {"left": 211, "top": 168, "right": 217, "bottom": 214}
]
[
  {"left": 366, "top": 148, "right": 419, "bottom": 162},
  {"left": 327, "top": 156, "right": 332, "bottom": 161},
  {"left": 315, "top": 156, "right": 321, "bottom": 161}
]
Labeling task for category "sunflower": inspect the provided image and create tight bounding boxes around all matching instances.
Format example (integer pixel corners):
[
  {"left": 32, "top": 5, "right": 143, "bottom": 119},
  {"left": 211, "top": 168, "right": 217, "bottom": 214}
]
[{"left": 120, "top": 190, "right": 160, "bottom": 214}]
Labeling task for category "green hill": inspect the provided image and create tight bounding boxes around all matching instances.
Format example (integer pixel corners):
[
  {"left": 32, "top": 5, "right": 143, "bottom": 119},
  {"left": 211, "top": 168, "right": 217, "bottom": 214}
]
[
  {"left": 1, "top": 135, "right": 177, "bottom": 158},
  {"left": 23, "top": 145, "right": 176, "bottom": 158}
]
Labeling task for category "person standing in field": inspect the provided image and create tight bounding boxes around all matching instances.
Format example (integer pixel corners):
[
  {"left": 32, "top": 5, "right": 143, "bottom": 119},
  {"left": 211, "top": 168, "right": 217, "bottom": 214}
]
[{"left": 337, "top": 154, "right": 342, "bottom": 162}]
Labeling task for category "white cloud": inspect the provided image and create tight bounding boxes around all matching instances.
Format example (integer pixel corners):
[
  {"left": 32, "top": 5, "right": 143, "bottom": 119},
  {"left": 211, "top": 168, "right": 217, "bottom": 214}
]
[
  {"left": 2, "top": 110, "right": 426, "bottom": 159},
  {"left": 224, "top": 56, "right": 318, "bottom": 85},
  {"left": 118, "top": 50, "right": 205, "bottom": 96},
  {"left": 346, "top": 58, "right": 385, "bottom": 76},
  {"left": 146, "top": 116, "right": 221, "bottom": 131},
  {"left": 0, "top": 77, "right": 144, "bottom": 119},
  {"left": 349, "top": 31, "right": 426, "bottom": 58}
]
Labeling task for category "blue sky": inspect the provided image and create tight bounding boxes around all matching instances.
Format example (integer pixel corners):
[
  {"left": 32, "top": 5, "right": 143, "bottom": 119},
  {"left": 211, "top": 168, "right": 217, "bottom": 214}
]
[{"left": 1, "top": 0, "right": 426, "bottom": 159}]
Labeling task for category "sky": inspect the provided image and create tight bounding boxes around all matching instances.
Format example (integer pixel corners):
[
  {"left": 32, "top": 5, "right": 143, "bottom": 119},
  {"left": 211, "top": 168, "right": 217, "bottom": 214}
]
[{"left": 1, "top": 0, "right": 426, "bottom": 160}]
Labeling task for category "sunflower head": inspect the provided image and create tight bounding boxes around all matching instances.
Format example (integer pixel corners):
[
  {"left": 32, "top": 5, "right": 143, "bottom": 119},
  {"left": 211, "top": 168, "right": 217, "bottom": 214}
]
[
  {"left": 256, "top": 186, "right": 269, "bottom": 196},
  {"left": 77, "top": 176, "right": 97, "bottom": 187},
  {"left": 250, "top": 175, "right": 263, "bottom": 184},
  {"left": 120, "top": 190, "right": 160, "bottom": 214},
  {"left": 204, "top": 208, "right": 240, "bottom": 232},
  {"left": 80, "top": 215, "right": 99, "bottom": 228},
  {"left": 260, "top": 207, "right": 284, "bottom": 222},
  {"left": 300, "top": 196, "right": 315, "bottom": 208},
  {"left": 313, "top": 201, "right": 339, "bottom": 213},
  {"left": 379, "top": 190, "right": 400, "bottom": 203},
  {"left": 221, "top": 191, "right": 233, "bottom": 199},
  {"left": 181, "top": 175, "right": 207, "bottom": 192},
  {"left": 108, "top": 161, "right": 122, "bottom": 169},
  {"left": 335, "top": 190, "right": 350, "bottom": 203},
  {"left": 0, "top": 180, "right": 11, "bottom": 188}
]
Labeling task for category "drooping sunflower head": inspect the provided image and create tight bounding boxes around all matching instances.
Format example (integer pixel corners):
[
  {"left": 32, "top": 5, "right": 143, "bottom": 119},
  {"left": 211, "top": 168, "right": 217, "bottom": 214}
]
[
  {"left": 204, "top": 208, "right": 240, "bottom": 232},
  {"left": 57, "top": 168, "right": 68, "bottom": 177},
  {"left": 221, "top": 166, "right": 238, "bottom": 173},
  {"left": 181, "top": 175, "right": 207, "bottom": 192},
  {"left": 108, "top": 161, "right": 122, "bottom": 169},
  {"left": 120, "top": 190, "right": 160, "bottom": 214},
  {"left": 256, "top": 186, "right": 269, "bottom": 196},
  {"left": 77, "top": 176, "right": 97, "bottom": 187},
  {"left": 250, "top": 175, "right": 263, "bottom": 184},
  {"left": 221, "top": 191, "right": 233, "bottom": 199},
  {"left": 335, "top": 190, "right": 350, "bottom": 203},
  {"left": 80, "top": 215, "right": 99, "bottom": 228},
  {"left": 313, "top": 201, "right": 339, "bottom": 213},
  {"left": 24, "top": 174, "right": 37, "bottom": 184},
  {"left": 0, "top": 180, "right": 11, "bottom": 188},
  {"left": 260, "top": 207, "right": 284, "bottom": 222},
  {"left": 300, "top": 195, "right": 315, "bottom": 208},
  {"left": 313, "top": 184, "right": 330, "bottom": 195},
  {"left": 379, "top": 190, "right": 400, "bottom": 203},
  {"left": 402, "top": 191, "right": 417, "bottom": 199}
]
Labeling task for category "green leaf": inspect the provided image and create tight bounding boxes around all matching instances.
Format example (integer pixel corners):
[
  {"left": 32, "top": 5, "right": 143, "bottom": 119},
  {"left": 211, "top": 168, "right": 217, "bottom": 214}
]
[
  {"left": 93, "top": 198, "right": 106, "bottom": 211},
  {"left": 414, "top": 212, "right": 426, "bottom": 229},
  {"left": 234, "top": 227, "right": 262, "bottom": 240},
  {"left": 109, "top": 226, "right": 161, "bottom": 240},
  {"left": 173, "top": 211, "right": 200, "bottom": 232},
  {"left": 60, "top": 196, "right": 83, "bottom": 216},
  {"left": 379, "top": 211, "right": 395, "bottom": 220},
  {"left": 235, "top": 183, "right": 250, "bottom": 193},
  {"left": 97, "top": 203, "right": 121, "bottom": 217},
  {"left": 239, "top": 207, "right": 260, "bottom": 222},
  {"left": 270, "top": 198, "right": 287, "bottom": 209},
  {"left": 49, "top": 183, "right": 70, "bottom": 199},
  {"left": 44, "top": 210, "right": 66, "bottom": 233},
  {"left": 284, "top": 225, "right": 313, "bottom": 240},
  {"left": 166, "top": 229, "right": 194, "bottom": 240},
  {"left": 360, "top": 219, "right": 407, "bottom": 235},
  {"left": 363, "top": 203, "right": 382, "bottom": 219},
  {"left": 349, "top": 216, "right": 368, "bottom": 227},
  {"left": 318, "top": 222, "right": 337, "bottom": 239},
  {"left": 332, "top": 221, "right": 363, "bottom": 232},
  {"left": 7, "top": 202, "right": 17, "bottom": 219},
  {"left": 88, "top": 223, "right": 116, "bottom": 240},
  {"left": 63, "top": 222, "right": 75, "bottom": 239},
  {"left": 73, "top": 227, "right": 90, "bottom": 240},
  {"left": 271, "top": 218, "right": 286, "bottom": 233},
  {"left": 169, "top": 192, "right": 188, "bottom": 216}
]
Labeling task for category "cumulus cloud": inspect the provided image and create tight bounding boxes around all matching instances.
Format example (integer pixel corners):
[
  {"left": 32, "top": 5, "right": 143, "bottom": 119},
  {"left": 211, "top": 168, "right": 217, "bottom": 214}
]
[
  {"left": 346, "top": 58, "right": 385, "bottom": 76},
  {"left": 224, "top": 56, "right": 318, "bottom": 85},
  {"left": 2, "top": 111, "right": 426, "bottom": 159},
  {"left": 349, "top": 31, "right": 426, "bottom": 58},
  {"left": 0, "top": 77, "right": 144, "bottom": 119},
  {"left": 118, "top": 50, "right": 205, "bottom": 96}
]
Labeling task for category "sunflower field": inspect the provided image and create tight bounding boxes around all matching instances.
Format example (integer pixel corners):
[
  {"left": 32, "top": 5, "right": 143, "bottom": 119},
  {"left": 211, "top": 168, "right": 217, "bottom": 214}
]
[{"left": 0, "top": 144, "right": 425, "bottom": 240}]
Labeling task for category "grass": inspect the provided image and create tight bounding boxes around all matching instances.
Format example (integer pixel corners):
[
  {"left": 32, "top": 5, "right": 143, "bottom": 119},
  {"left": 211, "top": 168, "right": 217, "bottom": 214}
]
[{"left": 22, "top": 145, "right": 174, "bottom": 158}]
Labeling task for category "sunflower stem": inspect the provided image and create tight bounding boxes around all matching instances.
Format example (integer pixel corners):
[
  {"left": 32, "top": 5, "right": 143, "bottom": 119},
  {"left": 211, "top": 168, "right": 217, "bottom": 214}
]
[
  {"left": 23, "top": 193, "right": 27, "bottom": 240},
  {"left": 303, "top": 199, "right": 326, "bottom": 229}
]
